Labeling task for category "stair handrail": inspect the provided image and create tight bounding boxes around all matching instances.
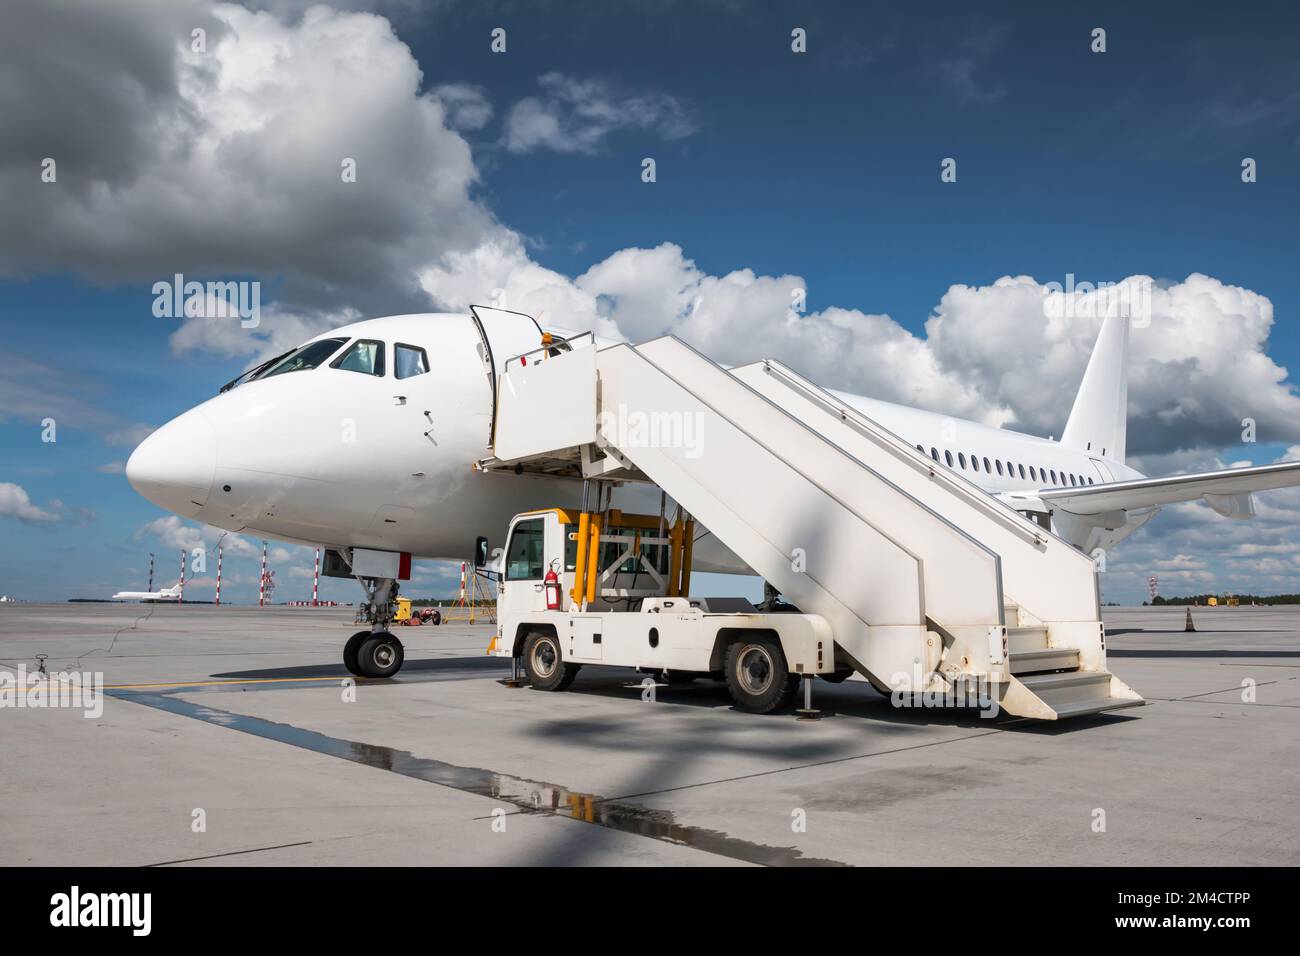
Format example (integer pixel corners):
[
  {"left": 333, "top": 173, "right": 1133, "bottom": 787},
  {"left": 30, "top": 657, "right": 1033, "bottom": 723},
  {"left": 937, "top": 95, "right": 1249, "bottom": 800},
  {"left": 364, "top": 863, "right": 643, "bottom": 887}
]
[{"left": 757, "top": 360, "right": 1056, "bottom": 550}]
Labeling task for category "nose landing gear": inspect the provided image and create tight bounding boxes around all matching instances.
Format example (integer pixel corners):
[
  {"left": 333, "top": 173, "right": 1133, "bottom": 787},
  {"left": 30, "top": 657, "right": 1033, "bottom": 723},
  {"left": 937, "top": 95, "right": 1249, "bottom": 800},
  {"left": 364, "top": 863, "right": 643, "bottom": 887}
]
[{"left": 342, "top": 574, "right": 406, "bottom": 678}]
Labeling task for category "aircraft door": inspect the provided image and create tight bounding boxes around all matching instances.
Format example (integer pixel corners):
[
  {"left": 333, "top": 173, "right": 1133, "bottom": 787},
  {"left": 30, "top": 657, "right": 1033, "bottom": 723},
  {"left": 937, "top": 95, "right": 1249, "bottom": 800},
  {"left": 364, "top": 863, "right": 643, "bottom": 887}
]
[{"left": 468, "top": 305, "right": 545, "bottom": 448}]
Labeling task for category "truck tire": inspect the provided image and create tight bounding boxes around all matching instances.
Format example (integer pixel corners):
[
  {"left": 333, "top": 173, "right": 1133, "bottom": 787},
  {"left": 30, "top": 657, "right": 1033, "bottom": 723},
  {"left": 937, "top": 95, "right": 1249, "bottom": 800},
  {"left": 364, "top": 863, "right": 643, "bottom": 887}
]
[
  {"left": 343, "top": 630, "right": 369, "bottom": 677},
  {"left": 724, "top": 636, "right": 798, "bottom": 713},
  {"left": 523, "top": 631, "right": 580, "bottom": 691},
  {"left": 356, "top": 633, "right": 404, "bottom": 678}
]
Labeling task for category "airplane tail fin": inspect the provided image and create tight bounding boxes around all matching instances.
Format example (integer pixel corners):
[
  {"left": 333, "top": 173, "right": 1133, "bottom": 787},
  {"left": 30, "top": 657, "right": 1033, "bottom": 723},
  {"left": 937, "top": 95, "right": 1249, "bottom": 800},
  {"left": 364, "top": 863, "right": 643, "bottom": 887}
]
[{"left": 1060, "top": 309, "right": 1129, "bottom": 464}]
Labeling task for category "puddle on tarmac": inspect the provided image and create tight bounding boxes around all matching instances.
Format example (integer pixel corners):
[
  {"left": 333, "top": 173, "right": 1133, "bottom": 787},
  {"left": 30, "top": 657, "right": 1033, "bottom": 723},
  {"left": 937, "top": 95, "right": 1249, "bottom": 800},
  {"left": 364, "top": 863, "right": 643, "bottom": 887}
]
[{"left": 111, "top": 689, "right": 846, "bottom": 867}]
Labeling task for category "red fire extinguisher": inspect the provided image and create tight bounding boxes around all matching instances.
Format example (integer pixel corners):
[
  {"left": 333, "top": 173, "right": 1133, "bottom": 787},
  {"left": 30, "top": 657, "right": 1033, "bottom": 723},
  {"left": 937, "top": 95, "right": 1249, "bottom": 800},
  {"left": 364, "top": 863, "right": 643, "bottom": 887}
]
[{"left": 544, "top": 564, "right": 561, "bottom": 611}]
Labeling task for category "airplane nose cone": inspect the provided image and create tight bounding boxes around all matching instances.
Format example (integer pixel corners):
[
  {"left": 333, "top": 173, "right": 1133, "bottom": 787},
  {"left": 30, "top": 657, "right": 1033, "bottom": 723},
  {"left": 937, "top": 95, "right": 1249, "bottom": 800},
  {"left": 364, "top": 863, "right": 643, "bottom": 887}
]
[{"left": 126, "top": 409, "right": 217, "bottom": 518}]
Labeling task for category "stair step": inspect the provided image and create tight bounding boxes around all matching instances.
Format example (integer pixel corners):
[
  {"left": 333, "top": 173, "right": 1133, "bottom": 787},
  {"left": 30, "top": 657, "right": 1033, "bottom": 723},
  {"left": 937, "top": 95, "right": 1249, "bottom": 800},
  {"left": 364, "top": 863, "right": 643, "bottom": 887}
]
[
  {"left": 1018, "top": 670, "right": 1112, "bottom": 708},
  {"left": 1048, "top": 696, "right": 1145, "bottom": 720},
  {"left": 1009, "top": 647, "right": 1079, "bottom": 675},
  {"left": 1007, "top": 625, "right": 1048, "bottom": 653}
]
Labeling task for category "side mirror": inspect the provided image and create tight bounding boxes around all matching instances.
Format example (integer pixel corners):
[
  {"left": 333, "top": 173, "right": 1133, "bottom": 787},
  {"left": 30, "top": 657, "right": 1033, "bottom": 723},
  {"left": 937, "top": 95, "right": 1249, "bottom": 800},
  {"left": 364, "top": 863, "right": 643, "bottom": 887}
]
[{"left": 474, "top": 536, "right": 489, "bottom": 569}]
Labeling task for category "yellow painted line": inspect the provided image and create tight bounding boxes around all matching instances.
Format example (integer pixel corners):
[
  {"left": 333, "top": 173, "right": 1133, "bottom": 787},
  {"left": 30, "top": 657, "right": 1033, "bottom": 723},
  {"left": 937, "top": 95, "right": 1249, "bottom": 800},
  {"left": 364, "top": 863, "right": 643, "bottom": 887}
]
[{"left": 106, "top": 676, "right": 351, "bottom": 690}]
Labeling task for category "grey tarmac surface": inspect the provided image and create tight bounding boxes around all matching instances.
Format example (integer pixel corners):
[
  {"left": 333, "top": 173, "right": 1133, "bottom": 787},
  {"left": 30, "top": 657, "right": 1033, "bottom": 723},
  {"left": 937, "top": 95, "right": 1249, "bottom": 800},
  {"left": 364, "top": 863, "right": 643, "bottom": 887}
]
[{"left": 1, "top": 602, "right": 1297, "bottom": 866}]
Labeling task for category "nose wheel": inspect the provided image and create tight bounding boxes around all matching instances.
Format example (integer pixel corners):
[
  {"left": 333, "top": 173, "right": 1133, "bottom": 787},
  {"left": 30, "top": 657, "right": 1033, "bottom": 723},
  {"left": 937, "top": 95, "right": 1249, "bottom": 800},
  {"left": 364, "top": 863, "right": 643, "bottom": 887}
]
[{"left": 344, "top": 630, "right": 404, "bottom": 679}]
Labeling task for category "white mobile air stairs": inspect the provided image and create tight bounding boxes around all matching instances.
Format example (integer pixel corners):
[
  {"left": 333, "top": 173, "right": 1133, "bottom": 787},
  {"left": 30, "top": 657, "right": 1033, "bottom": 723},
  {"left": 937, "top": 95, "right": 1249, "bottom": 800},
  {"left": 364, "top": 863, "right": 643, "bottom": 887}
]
[{"left": 481, "top": 333, "right": 1142, "bottom": 720}]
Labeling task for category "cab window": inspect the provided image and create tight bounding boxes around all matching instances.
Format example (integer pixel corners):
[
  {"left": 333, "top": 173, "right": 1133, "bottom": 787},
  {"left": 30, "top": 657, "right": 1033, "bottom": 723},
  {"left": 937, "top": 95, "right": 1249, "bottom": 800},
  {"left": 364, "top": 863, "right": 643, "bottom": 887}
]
[
  {"left": 394, "top": 343, "right": 429, "bottom": 380},
  {"left": 332, "top": 339, "right": 385, "bottom": 376},
  {"left": 505, "top": 518, "right": 545, "bottom": 580},
  {"left": 260, "top": 338, "right": 348, "bottom": 378}
]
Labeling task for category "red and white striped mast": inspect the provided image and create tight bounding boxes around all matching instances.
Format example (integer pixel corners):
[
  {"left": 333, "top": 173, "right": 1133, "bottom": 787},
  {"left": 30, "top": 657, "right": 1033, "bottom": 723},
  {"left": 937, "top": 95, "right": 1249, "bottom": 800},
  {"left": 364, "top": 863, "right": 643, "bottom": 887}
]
[
  {"left": 215, "top": 545, "right": 223, "bottom": 606},
  {"left": 312, "top": 548, "right": 320, "bottom": 606},
  {"left": 259, "top": 541, "right": 268, "bottom": 607},
  {"left": 146, "top": 552, "right": 154, "bottom": 592},
  {"left": 178, "top": 549, "right": 185, "bottom": 604}
]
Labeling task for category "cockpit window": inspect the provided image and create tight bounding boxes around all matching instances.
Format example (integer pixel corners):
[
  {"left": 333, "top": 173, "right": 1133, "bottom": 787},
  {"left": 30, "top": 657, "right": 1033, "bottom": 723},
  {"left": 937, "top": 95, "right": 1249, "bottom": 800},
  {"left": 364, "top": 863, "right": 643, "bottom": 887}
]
[
  {"left": 260, "top": 338, "right": 348, "bottom": 379},
  {"left": 394, "top": 343, "right": 429, "bottom": 380},
  {"left": 332, "top": 339, "right": 385, "bottom": 376},
  {"left": 219, "top": 348, "right": 293, "bottom": 392}
]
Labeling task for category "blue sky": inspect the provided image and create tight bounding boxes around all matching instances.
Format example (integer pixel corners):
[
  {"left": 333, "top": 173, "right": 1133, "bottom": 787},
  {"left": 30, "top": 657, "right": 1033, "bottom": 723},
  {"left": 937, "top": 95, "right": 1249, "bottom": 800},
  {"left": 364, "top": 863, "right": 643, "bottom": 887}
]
[{"left": 2, "top": 0, "right": 1299, "bottom": 603}]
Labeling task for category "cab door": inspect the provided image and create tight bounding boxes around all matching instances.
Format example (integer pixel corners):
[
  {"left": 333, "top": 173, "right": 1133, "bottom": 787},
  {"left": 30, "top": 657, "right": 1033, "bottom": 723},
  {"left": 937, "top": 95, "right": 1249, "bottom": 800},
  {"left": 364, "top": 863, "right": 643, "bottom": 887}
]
[{"left": 497, "top": 513, "right": 553, "bottom": 620}]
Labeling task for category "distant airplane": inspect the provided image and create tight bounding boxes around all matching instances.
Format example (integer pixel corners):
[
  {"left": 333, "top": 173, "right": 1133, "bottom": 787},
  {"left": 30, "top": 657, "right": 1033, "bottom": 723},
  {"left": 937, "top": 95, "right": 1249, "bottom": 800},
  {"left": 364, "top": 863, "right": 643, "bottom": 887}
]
[{"left": 111, "top": 582, "right": 183, "bottom": 602}]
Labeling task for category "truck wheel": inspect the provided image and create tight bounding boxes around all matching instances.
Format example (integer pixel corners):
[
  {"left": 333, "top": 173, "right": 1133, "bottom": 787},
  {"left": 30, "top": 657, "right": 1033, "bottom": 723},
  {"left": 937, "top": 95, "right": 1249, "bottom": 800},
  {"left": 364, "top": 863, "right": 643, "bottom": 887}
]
[
  {"left": 343, "top": 630, "right": 369, "bottom": 677},
  {"left": 724, "top": 637, "right": 798, "bottom": 713},
  {"left": 523, "top": 631, "right": 580, "bottom": 691},
  {"left": 356, "top": 633, "right": 404, "bottom": 678}
]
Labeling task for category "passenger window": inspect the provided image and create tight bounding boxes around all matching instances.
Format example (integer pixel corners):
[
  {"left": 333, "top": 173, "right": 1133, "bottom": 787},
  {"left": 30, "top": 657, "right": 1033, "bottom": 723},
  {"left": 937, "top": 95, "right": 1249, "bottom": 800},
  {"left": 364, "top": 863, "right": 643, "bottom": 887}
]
[
  {"left": 995, "top": 460, "right": 1004, "bottom": 476},
  {"left": 983, "top": 457, "right": 992, "bottom": 473},
  {"left": 1050, "top": 470, "right": 1058, "bottom": 484},
  {"left": 958, "top": 452, "right": 967, "bottom": 469},
  {"left": 332, "top": 339, "right": 386, "bottom": 376},
  {"left": 260, "top": 337, "right": 348, "bottom": 378},
  {"left": 505, "top": 518, "right": 545, "bottom": 580},
  {"left": 1018, "top": 464, "right": 1026, "bottom": 479},
  {"left": 944, "top": 450, "right": 953, "bottom": 466},
  {"left": 971, "top": 455, "right": 980, "bottom": 472},
  {"left": 930, "top": 447, "right": 939, "bottom": 462},
  {"left": 394, "top": 343, "right": 429, "bottom": 380}
]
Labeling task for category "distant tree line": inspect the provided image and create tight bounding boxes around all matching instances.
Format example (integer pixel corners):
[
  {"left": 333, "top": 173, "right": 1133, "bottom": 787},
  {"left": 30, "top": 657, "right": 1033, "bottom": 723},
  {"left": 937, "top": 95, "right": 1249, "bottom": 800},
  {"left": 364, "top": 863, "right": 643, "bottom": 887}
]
[{"left": 1148, "top": 594, "right": 1300, "bottom": 606}]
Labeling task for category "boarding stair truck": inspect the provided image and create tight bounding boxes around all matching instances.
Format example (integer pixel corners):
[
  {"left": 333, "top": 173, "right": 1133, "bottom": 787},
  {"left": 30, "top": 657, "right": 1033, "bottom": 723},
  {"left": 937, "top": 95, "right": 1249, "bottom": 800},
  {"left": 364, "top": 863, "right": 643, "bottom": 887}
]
[
  {"left": 474, "top": 326, "right": 1143, "bottom": 720},
  {"left": 486, "top": 504, "right": 834, "bottom": 712}
]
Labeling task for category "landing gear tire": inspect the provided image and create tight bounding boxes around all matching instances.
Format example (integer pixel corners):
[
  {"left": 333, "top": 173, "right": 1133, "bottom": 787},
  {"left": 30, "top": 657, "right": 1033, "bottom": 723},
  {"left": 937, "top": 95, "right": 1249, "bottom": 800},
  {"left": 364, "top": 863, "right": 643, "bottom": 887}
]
[
  {"left": 343, "top": 630, "right": 370, "bottom": 677},
  {"left": 522, "top": 631, "right": 580, "bottom": 691},
  {"left": 356, "top": 633, "right": 404, "bottom": 679},
  {"left": 724, "top": 636, "right": 799, "bottom": 713}
]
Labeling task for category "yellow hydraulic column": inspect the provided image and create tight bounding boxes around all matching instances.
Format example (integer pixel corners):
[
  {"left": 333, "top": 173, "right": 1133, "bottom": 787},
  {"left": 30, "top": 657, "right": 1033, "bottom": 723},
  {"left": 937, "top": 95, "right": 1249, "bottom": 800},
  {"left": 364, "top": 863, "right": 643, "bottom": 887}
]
[
  {"left": 679, "top": 517, "right": 696, "bottom": 597},
  {"left": 571, "top": 512, "right": 590, "bottom": 607},
  {"left": 666, "top": 516, "right": 683, "bottom": 597},
  {"left": 585, "top": 511, "right": 603, "bottom": 605}
]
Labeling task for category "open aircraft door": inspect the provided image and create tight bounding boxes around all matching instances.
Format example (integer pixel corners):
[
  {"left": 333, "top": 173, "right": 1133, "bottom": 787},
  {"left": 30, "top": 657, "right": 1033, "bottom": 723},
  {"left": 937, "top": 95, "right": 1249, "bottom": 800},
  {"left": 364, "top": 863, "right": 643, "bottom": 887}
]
[{"left": 468, "top": 305, "right": 545, "bottom": 448}]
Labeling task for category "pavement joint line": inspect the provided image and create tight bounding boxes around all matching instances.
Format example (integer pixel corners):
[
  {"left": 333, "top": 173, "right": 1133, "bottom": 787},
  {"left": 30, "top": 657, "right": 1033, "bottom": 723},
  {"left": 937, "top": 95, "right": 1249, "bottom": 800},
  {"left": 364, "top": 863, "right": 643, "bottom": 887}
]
[
  {"left": 1146, "top": 695, "right": 1300, "bottom": 709},
  {"left": 146, "top": 840, "right": 314, "bottom": 866},
  {"left": 1170, "top": 680, "right": 1280, "bottom": 700}
]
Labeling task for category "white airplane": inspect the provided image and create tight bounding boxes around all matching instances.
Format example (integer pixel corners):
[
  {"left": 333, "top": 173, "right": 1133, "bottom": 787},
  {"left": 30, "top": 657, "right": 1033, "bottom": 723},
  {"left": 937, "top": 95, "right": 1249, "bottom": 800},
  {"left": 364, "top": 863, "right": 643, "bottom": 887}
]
[
  {"left": 126, "top": 305, "right": 1300, "bottom": 661},
  {"left": 111, "top": 582, "right": 183, "bottom": 602}
]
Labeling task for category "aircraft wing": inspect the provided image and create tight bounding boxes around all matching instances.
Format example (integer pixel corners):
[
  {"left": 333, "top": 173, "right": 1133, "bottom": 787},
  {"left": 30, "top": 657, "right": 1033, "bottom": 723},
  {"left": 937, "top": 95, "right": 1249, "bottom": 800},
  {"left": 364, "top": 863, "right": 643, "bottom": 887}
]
[{"left": 1035, "top": 461, "right": 1300, "bottom": 516}]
